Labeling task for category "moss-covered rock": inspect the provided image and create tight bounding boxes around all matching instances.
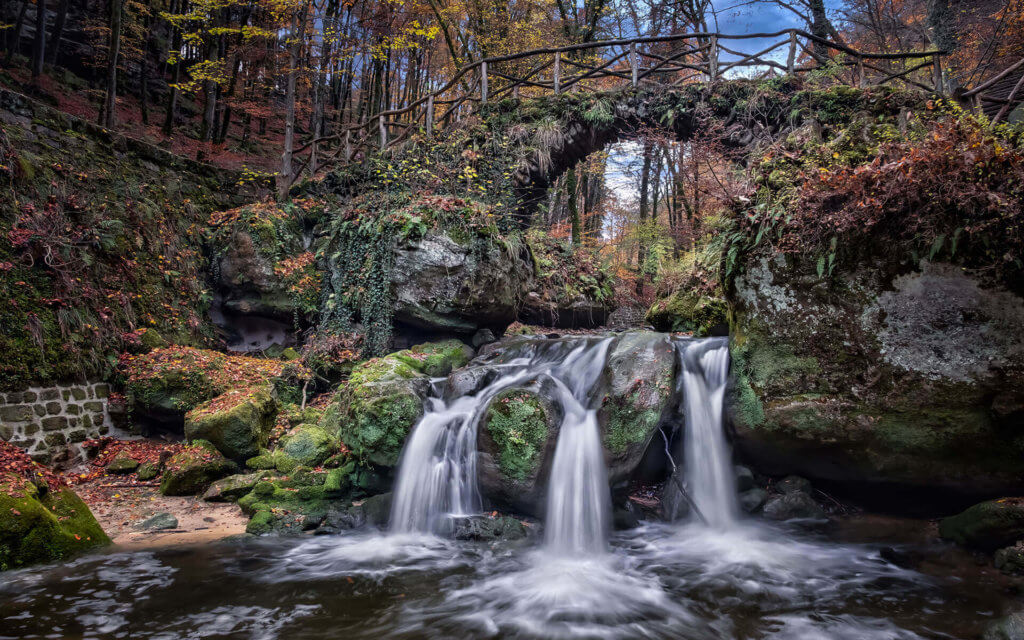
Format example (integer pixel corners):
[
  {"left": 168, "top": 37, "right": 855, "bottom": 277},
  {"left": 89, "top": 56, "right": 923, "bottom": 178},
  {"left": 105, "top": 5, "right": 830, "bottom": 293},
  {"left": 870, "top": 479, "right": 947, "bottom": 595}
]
[
  {"left": 597, "top": 331, "right": 675, "bottom": 482},
  {"left": 727, "top": 256, "right": 1024, "bottom": 498},
  {"left": 236, "top": 469, "right": 347, "bottom": 535},
  {"left": 477, "top": 387, "right": 561, "bottom": 515},
  {"left": 277, "top": 423, "right": 339, "bottom": 468},
  {"left": 106, "top": 452, "right": 140, "bottom": 474},
  {"left": 319, "top": 346, "right": 443, "bottom": 467},
  {"left": 202, "top": 471, "right": 270, "bottom": 502},
  {"left": 136, "top": 462, "right": 161, "bottom": 481},
  {"left": 646, "top": 291, "right": 728, "bottom": 336},
  {"left": 184, "top": 384, "right": 278, "bottom": 460},
  {"left": 392, "top": 339, "right": 474, "bottom": 377},
  {"left": 0, "top": 473, "right": 110, "bottom": 571},
  {"left": 939, "top": 499, "right": 1024, "bottom": 551},
  {"left": 159, "top": 440, "right": 238, "bottom": 496},
  {"left": 126, "top": 346, "right": 309, "bottom": 416}
]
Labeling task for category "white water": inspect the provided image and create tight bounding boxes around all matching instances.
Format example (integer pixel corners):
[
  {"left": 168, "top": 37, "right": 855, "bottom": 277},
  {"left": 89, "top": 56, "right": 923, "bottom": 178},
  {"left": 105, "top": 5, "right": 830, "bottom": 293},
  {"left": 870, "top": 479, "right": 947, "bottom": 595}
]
[
  {"left": 677, "top": 337, "right": 736, "bottom": 528},
  {"left": 389, "top": 337, "right": 613, "bottom": 536},
  {"left": 542, "top": 339, "right": 613, "bottom": 554}
]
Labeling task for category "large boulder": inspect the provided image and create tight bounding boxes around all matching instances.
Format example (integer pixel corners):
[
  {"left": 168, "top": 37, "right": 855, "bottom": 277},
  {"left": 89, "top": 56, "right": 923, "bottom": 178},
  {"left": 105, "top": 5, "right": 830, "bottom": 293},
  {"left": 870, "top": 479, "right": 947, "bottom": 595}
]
[
  {"left": 728, "top": 256, "right": 1024, "bottom": 499},
  {"left": 390, "top": 231, "right": 531, "bottom": 333},
  {"left": 939, "top": 498, "right": 1024, "bottom": 551},
  {"left": 477, "top": 386, "right": 562, "bottom": 516},
  {"left": 159, "top": 440, "right": 238, "bottom": 496},
  {"left": 276, "top": 423, "right": 339, "bottom": 469},
  {"left": 319, "top": 341, "right": 471, "bottom": 467},
  {"left": 597, "top": 331, "right": 676, "bottom": 483},
  {"left": 184, "top": 384, "right": 278, "bottom": 460},
  {"left": 1, "top": 473, "right": 110, "bottom": 571}
]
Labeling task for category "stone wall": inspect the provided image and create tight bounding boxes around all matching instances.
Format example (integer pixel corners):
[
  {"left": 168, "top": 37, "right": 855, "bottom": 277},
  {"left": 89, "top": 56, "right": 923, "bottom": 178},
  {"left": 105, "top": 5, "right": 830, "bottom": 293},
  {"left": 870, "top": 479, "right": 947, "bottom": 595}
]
[{"left": 0, "top": 383, "right": 125, "bottom": 465}]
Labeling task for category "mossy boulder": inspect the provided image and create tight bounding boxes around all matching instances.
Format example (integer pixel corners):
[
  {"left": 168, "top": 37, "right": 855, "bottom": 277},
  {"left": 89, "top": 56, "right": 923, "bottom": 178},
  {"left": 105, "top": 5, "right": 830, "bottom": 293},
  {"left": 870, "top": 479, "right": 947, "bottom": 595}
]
[
  {"left": 319, "top": 345, "right": 455, "bottom": 467},
  {"left": 277, "top": 423, "right": 339, "bottom": 468},
  {"left": 727, "top": 256, "right": 1024, "bottom": 500},
  {"left": 939, "top": 499, "right": 1024, "bottom": 551},
  {"left": 1, "top": 473, "right": 110, "bottom": 571},
  {"left": 126, "top": 346, "right": 309, "bottom": 417},
  {"left": 159, "top": 440, "right": 238, "bottom": 496},
  {"left": 477, "top": 386, "right": 561, "bottom": 516},
  {"left": 236, "top": 470, "right": 346, "bottom": 535},
  {"left": 107, "top": 452, "right": 140, "bottom": 475},
  {"left": 184, "top": 384, "right": 278, "bottom": 460},
  {"left": 597, "top": 331, "right": 676, "bottom": 483},
  {"left": 202, "top": 471, "right": 270, "bottom": 502},
  {"left": 646, "top": 291, "right": 728, "bottom": 336}
]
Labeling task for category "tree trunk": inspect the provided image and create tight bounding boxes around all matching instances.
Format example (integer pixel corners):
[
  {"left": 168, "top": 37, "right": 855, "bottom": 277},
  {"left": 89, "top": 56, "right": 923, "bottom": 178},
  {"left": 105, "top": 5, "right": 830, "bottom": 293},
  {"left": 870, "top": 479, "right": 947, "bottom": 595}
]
[
  {"left": 278, "top": 1, "right": 309, "bottom": 199},
  {"left": 163, "top": 0, "right": 183, "bottom": 136},
  {"left": 5, "top": 0, "right": 29, "bottom": 65},
  {"left": 636, "top": 139, "right": 653, "bottom": 295},
  {"left": 31, "top": 0, "right": 46, "bottom": 80},
  {"left": 47, "top": 0, "right": 68, "bottom": 65},
  {"left": 102, "top": 0, "right": 122, "bottom": 129},
  {"left": 809, "top": 0, "right": 829, "bottom": 58}
]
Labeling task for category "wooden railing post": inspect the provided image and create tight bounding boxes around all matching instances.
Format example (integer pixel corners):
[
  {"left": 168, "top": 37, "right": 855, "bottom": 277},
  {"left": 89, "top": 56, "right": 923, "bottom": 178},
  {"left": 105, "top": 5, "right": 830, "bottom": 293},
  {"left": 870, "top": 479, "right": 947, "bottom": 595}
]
[
  {"left": 630, "top": 42, "right": 638, "bottom": 87},
  {"left": 856, "top": 56, "right": 866, "bottom": 87},
  {"left": 709, "top": 36, "right": 718, "bottom": 82},
  {"left": 379, "top": 115, "right": 386, "bottom": 148},
  {"left": 932, "top": 53, "right": 943, "bottom": 93},
  {"left": 426, "top": 94, "right": 434, "bottom": 136},
  {"left": 481, "top": 61, "right": 488, "bottom": 104},
  {"left": 787, "top": 30, "right": 796, "bottom": 75},
  {"left": 554, "top": 52, "right": 561, "bottom": 95}
]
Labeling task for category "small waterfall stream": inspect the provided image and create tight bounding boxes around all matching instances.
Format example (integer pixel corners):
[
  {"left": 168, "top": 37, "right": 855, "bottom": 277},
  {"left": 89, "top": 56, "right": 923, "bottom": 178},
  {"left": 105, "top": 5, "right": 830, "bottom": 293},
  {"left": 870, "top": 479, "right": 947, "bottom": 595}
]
[{"left": 678, "top": 337, "right": 735, "bottom": 528}]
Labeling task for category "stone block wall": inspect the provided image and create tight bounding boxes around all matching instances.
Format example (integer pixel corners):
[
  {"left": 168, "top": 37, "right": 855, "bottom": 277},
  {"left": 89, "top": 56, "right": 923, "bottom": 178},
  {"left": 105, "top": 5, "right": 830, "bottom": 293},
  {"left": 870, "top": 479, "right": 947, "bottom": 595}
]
[{"left": 0, "top": 383, "right": 124, "bottom": 465}]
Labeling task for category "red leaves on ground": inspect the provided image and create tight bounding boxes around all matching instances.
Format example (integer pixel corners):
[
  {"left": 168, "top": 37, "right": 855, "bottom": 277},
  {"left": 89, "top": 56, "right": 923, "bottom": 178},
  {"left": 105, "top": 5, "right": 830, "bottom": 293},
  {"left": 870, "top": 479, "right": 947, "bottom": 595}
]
[{"left": 0, "top": 440, "right": 68, "bottom": 491}]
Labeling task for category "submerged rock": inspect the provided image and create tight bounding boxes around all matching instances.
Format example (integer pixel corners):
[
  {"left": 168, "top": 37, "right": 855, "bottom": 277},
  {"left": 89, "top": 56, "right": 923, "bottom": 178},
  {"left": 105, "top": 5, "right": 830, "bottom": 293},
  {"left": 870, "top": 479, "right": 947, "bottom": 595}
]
[
  {"left": 984, "top": 612, "right": 1024, "bottom": 640},
  {"left": 0, "top": 473, "right": 110, "bottom": 571},
  {"left": 159, "top": 440, "right": 238, "bottom": 496},
  {"left": 939, "top": 498, "right": 1024, "bottom": 551},
  {"left": 184, "top": 384, "right": 278, "bottom": 460},
  {"left": 763, "top": 491, "right": 826, "bottom": 521},
  {"left": 739, "top": 488, "right": 768, "bottom": 513},
  {"left": 598, "top": 331, "right": 676, "bottom": 483},
  {"left": 477, "top": 386, "right": 562, "bottom": 516},
  {"left": 454, "top": 514, "right": 531, "bottom": 541},
  {"left": 994, "top": 543, "right": 1024, "bottom": 574}
]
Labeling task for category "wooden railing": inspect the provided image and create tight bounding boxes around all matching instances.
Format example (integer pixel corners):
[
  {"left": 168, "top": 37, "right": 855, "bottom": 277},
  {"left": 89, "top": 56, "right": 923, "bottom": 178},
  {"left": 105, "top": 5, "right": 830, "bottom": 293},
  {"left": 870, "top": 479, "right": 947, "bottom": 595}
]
[{"left": 293, "top": 29, "right": 1017, "bottom": 179}]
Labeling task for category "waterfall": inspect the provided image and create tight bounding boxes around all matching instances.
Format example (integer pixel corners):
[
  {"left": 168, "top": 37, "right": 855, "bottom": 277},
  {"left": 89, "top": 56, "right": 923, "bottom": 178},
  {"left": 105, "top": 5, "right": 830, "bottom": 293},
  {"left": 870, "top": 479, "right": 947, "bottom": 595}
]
[
  {"left": 678, "top": 337, "right": 736, "bottom": 528},
  {"left": 542, "top": 339, "right": 613, "bottom": 554},
  {"left": 389, "top": 338, "right": 612, "bottom": 536}
]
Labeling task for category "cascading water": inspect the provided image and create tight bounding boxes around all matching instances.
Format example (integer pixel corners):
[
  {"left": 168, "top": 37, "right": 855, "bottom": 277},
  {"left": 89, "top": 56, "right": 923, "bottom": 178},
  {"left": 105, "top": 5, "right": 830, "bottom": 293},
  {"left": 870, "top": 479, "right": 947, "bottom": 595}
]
[
  {"left": 389, "top": 337, "right": 613, "bottom": 537},
  {"left": 676, "top": 337, "right": 736, "bottom": 528},
  {"left": 541, "top": 339, "right": 612, "bottom": 554}
]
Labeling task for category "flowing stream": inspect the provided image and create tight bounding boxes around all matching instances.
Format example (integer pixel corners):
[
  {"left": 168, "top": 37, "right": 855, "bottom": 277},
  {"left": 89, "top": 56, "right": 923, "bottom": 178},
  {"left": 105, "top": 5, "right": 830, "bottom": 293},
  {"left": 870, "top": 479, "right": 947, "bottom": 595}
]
[{"left": 0, "top": 334, "right": 1013, "bottom": 639}]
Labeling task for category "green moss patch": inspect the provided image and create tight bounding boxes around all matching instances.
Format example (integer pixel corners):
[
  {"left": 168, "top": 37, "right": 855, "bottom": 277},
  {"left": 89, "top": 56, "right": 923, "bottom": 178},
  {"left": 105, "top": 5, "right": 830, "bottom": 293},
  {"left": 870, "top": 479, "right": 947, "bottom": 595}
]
[{"left": 484, "top": 390, "right": 550, "bottom": 481}]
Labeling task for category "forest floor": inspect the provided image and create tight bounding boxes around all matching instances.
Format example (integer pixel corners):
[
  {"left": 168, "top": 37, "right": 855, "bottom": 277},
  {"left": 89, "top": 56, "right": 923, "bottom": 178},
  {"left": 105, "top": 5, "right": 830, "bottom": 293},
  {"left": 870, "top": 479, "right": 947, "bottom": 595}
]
[{"left": 76, "top": 479, "right": 248, "bottom": 548}]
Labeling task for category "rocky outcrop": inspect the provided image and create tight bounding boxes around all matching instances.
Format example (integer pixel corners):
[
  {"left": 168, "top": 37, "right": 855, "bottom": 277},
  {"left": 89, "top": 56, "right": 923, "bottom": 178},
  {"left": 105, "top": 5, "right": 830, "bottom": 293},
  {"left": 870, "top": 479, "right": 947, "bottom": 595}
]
[
  {"left": 0, "top": 473, "right": 109, "bottom": 570},
  {"left": 391, "top": 232, "right": 531, "bottom": 333},
  {"left": 477, "top": 386, "right": 562, "bottom": 515},
  {"left": 728, "top": 255, "right": 1024, "bottom": 499},
  {"left": 597, "top": 331, "right": 676, "bottom": 484}
]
